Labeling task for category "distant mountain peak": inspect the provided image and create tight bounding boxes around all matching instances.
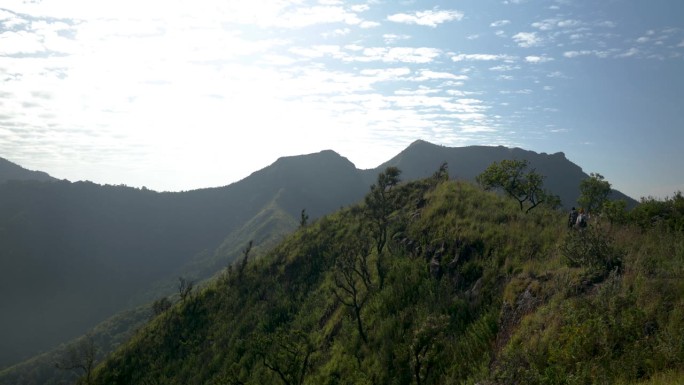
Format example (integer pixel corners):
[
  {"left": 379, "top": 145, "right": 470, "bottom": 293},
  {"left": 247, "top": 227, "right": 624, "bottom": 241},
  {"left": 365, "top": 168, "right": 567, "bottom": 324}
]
[{"left": 272, "top": 149, "right": 357, "bottom": 171}]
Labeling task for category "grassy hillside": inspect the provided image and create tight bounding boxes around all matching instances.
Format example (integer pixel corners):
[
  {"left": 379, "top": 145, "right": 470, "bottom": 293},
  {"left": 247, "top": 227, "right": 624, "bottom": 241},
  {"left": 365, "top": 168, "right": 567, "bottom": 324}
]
[{"left": 87, "top": 176, "right": 683, "bottom": 385}]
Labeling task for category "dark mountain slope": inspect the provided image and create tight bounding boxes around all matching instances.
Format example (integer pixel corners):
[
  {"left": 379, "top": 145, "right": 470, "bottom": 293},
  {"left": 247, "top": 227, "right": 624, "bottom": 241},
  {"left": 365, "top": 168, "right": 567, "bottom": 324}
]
[
  {"left": 0, "top": 150, "right": 366, "bottom": 370},
  {"left": 88, "top": 177, "right": 684, "bottom": 385},
  {"left": 369, "top": 140, "right": 637, "bottom": 208},
  {"left": 0, "top": 157, "right": 55, "bottom": 184}
]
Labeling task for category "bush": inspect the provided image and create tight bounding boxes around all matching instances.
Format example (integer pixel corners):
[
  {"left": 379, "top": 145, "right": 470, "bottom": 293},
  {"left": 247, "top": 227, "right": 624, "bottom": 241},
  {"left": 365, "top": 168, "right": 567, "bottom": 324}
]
[{"left": 561, "top": 227, "right": 623, "bottom": 282}]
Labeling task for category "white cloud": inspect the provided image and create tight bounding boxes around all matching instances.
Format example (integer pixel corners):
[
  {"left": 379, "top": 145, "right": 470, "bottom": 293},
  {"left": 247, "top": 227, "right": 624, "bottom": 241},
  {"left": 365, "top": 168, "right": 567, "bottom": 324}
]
[
  {"left": 345, "top": 43, "right": 364, "bottom": 51},
  {"left": 531, "top": 19, "right": 558, "bottom": 31},
  {"left": 558, "top": 19, "right": 580, "bottom": 28},
  {"left": 512, "top": 32, "right": 541, "bottom": 47},
  {"left": 451, "top": 53, "right": 516, "bottom": 62},
  {"left": 387, "top": 9, "right": 464, "bottom": 27},
  {"left": 322, "top": 28, "right": 351, "bottom": 38},
  {"left": 489, "top": 64, "right": 520, "bottom": 72},
  {"left": 359, "top": 20, "right": 381, "bottom": 28},
  {"left": 563, "top": 50, "right": 592, "bottom": 58},
  {"left": 616, "top": 47, "right": 639, "bottom": 58},
  {"left": 0, "top": 30, "right": 45, "bottom": 55},
  {"left": 289, "top": 45, "right": 344, "bottom": 59},
  {"left": 413, "top": 70, "right": 469, "bottom": 81},
  {"left": 534, "top": 19, "right": 581, "bottom": 30},
  {"left": 276, "top": 6, "right": 364, "bottom": 28},
  {"left": 678, "top": 40, "right": 684, "bottom": 48},
  {"left": 356, "top": 47, "right": 442, "bottom": 63},
  {"left": 360, "top": 67, "right": 412, "bottom": 80},
  {"left": 350, "top": 4, "right": 370, "bottom": 12},
  {"left": 525, "top": 55, "right": 554, "bottom": 63},
  {"left": 490, "top": 20, "right": 510, "bottom": 28},
  {"left": 383, "top": 33, "right": 411, "bottom": 44},
  {"left": 562, "top": 49, "right": 617, "bottom": 59},
  {"left": 596, "top": 20, "right": 617, "bottom": 28}
]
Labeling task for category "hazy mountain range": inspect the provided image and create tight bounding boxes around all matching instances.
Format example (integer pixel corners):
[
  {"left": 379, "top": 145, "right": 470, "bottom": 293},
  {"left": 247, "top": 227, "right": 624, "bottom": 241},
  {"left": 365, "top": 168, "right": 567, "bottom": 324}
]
[{"left": 0, "top": 141, "right": 637, "bottom": 383}]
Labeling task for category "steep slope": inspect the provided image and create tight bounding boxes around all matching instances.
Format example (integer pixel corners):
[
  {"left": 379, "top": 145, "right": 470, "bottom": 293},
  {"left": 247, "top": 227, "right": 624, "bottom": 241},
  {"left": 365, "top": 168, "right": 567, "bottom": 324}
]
[
  {"left": 368, "top": 140, "right": 637, "bottom": 208},
  {"left": 88, "top": 178, "right": 683, "bottom": 385},
  {"left": 0, "top": 150, "right": 366, "bottom": 370},
  {"left": 0, "top": 157, "right": 55, "bottom": 184}
]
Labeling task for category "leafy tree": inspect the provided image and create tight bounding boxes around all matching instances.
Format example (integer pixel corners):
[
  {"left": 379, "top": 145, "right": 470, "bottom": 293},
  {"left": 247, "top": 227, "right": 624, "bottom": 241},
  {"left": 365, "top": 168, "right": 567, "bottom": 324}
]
[
  {"left": 603, "top": 199, "right": 628, "bottom": 225},
  {"left": 476, "top": 159, "right": 558, "bottom": 213},
  {"left": 365, "top": 166, "right": 401, "bottom": 289},
  {"left": 578, "top": 173, "right": 611, "bottom": 215},
  {"left": 629, "top": 191, "right": 684, "bottom": 231}
]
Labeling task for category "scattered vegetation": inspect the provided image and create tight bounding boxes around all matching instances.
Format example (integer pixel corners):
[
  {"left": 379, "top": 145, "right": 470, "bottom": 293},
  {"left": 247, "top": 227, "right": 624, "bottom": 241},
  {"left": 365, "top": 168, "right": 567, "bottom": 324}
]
[{"left": 84, "top": 165, "right": 683, "bottom": 385}]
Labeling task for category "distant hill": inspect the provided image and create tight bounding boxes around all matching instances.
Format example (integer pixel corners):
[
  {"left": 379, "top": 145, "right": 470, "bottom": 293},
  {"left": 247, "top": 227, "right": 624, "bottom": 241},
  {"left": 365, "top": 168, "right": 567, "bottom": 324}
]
[
  {"left": 0, "top": 157, "right": 55, "bottom": 184},
  {"left": 367, "top": 140, "right": 637, "bottom": 208},
  {"left": 0, "top": 150, "right": 365, "bottom": 371},
  {"left": 0, "top": 142, "right": 639, "bottom": 382}
]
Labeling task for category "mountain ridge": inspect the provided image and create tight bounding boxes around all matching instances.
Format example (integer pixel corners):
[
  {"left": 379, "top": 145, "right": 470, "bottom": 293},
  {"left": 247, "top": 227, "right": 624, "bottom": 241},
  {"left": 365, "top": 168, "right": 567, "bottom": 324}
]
[
  {"left": 0, "top": 141, "right": 640, "bottom": 383},
  {"left": 0, "top": 157, "right": 56, "bottom": 184}
]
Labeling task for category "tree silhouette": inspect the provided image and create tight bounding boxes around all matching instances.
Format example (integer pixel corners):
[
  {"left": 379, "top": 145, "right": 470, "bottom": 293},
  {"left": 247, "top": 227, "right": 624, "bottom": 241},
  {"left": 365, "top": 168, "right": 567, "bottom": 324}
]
[
  {"left": 331, "top": 241, "right": 373, "bottom": 344},
  {"left": 477, "top": 159, "right": 558, "bottom": 213},
  {"left": 55, "top": 334, "right": 97, "bottom": 385}
]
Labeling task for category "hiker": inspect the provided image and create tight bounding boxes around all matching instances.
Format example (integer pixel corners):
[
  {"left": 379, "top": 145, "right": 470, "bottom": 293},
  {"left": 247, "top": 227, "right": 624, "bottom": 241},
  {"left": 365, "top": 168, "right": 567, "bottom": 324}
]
[
  {"left": 576, "top": 208, "right": 588, "bottom": 229},
  {"left": 568, "top": 207, "right": 578, "bottom": 229}
]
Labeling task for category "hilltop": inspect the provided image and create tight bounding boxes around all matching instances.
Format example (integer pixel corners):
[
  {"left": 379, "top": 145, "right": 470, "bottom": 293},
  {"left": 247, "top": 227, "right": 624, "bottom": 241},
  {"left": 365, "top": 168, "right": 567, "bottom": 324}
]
[{"left": 87, "top": 174, "right": 683, "bottom": 385}]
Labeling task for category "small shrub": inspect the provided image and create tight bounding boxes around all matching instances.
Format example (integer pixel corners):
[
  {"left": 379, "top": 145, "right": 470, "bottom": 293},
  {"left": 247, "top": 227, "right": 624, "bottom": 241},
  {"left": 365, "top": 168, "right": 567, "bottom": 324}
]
[{"left": 561, "top": 227, "right": 623, "bottom": 282}]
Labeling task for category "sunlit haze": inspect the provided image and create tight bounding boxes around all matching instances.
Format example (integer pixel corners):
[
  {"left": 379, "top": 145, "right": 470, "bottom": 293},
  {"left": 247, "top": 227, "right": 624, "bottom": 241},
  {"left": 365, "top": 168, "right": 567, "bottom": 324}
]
[{"left": 1, "top": 0, "right": 683, "bottom": 198}]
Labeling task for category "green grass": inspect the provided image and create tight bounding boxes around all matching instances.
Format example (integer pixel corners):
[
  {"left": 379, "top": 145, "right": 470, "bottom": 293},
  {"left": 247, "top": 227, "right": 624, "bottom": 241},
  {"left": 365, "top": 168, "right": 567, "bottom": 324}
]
[{"left": 85, "top": 178, "right": 684, "bottom": 385}]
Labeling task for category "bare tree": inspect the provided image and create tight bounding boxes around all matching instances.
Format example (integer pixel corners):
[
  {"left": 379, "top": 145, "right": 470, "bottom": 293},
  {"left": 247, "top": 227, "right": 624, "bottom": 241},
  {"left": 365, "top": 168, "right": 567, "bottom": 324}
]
[
  {"left": 257, "top": 330, "right": 315, "bottom": 385},
  {"left": 55, "top": 333, "right": 97, "bottom": 385},
  {"left": 178, "top": 277, "right": 193, "bottom": 302},
  {"left": 238, "top": 240, "right": 253, "bottom": 281},
  {"left": 331, "top": 242, "right": 373, "bottom": 344}
]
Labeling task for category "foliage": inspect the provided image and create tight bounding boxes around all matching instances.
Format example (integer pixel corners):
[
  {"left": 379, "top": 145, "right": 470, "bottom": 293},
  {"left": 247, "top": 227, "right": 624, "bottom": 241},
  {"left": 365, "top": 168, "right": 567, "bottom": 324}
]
[
  {"left": 629, "top": 191, "right": 684, "bottom": 232},
  {"left": 604, "top": 199, "right": 628, "bottom": 225},
  {"left": 578, "top": 172, "right": 612, "bottom": 214},
  {"left": 477, "top": 159, "right": 559, "bottom": 212},
  {"left": 561, "top": 226, "right": 624, "bottom": 282},
  {"left": 85, "top": 176, "right": 684, "bottom": 385},
  {"left": 152, "top": 297, "right": 172, "bottom": 317}
]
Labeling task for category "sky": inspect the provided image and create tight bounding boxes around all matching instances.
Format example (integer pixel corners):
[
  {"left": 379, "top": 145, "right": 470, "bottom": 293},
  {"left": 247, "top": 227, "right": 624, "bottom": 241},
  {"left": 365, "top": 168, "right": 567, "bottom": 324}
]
[{"left": 1, "top": 0, "right": 683, "bottom": 199}]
